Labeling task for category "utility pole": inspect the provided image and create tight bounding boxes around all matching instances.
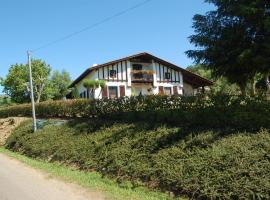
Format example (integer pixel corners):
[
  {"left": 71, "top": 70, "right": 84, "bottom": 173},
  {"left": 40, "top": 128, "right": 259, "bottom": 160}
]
[{"left": 27, "top": 50, "right": 37, "bottom": 132}]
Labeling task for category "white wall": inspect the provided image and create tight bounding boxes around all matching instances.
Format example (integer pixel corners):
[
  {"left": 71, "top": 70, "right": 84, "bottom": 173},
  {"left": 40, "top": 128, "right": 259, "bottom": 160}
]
[
  {"left": 75, "top": 59, "right": 198, "bottom": 99},
  {"left": 183, "top": 83, "right": 195, "bottom": 96}
]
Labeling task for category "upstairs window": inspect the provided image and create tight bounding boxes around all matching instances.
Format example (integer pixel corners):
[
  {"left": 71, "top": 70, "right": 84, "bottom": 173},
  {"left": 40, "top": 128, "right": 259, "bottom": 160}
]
[
  {"left": 132, "top": 64, "right": 143, "bottom": 71},
  {"left": 165, "top": 72, "right": 171, "bottom": 80},
  {"left": 110, "top": 70, "right": 117, "bottom": 78}
]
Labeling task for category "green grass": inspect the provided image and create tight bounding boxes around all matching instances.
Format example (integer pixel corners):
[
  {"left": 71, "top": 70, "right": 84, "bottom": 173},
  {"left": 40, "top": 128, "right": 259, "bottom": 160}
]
[{"left": 0, "top": 147, "right": 181, "bottom": 200}]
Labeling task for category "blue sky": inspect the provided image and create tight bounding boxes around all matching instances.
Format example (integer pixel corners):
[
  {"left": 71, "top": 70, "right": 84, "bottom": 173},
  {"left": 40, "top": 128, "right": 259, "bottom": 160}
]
[{"left": 0, "top": 0, "right": 214, "bottom": 92}]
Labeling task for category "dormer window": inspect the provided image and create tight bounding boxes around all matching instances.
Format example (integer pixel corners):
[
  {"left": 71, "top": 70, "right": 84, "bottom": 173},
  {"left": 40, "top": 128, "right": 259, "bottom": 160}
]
[
  {"left": 132, "top": 64, "right": 143, "bottom": 71},
  {"left": 110, "top": 70, "right": 117, "bottom": 78},
  {"left": 165, "top": 72, "right": 171, "bottom": 79}
]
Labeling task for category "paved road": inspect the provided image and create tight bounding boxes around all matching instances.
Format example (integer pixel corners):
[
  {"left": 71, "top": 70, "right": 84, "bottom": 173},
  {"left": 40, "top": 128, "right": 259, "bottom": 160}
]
[{"left": 0, "top": 153, "right": 104, "bottom": 200}]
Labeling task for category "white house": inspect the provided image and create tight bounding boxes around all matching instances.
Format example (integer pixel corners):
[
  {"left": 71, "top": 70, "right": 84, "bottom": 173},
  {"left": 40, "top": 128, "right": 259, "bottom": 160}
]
[{"left": 69, "top": 52, "right": 212, "bottom": 99}]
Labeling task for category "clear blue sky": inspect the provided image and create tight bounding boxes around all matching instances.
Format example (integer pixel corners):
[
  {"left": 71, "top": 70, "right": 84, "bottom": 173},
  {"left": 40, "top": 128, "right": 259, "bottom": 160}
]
[{"left": 0, "top": 0, "right": 214, "bottom": 92}]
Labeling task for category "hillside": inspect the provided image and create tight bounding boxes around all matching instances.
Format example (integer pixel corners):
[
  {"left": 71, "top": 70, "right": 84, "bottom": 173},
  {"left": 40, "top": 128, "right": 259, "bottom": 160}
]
[
  {"left": 6, "top": 119, "right": 270, "bottom": 199},
  {"left": 0, "top": 117, "right": 28, "bottom": 145}
]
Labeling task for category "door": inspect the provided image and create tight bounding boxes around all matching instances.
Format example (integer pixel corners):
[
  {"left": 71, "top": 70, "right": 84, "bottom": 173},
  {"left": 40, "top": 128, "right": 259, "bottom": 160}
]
[
  {"left": 159, "top": 86, "right": 164, "bottom": 95},
  {"left": 173, "top": 86, "right": 178, "bottom": 95},
  {"left": 102, "top": 86, "right": 108, "bottom": 98},
  {"left": 119, "top": 86, "right": 125, "bottom": 97}
]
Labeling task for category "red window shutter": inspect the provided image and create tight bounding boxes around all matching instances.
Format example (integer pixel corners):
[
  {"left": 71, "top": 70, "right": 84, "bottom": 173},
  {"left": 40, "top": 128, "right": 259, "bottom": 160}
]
[
  {"left": 159, "top": 86, "right": 164, "bottom": 95},
  {"left": 173, "top": 86, "right": 178, "bottom": 95},
  {"left": 102, "top": 86, "right": 108, "bottom": 98},
  {"left": 119, "top": 86, "right": 125, "bottom": 97}
]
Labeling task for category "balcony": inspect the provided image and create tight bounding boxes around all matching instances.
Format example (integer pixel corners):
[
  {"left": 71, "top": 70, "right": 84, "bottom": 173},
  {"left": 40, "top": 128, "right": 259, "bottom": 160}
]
[{"left": 131, "top": 70, "right": 154, "bottom": 83}]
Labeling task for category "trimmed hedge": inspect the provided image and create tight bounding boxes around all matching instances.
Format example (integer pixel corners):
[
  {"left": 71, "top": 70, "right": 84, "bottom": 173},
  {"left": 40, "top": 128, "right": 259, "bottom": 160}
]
[
  {"left": 6, "top": 120, "right": 270, "bottom": 199},
  {"left": 1, "top": 95, "right": 270, "bottom": 130}
]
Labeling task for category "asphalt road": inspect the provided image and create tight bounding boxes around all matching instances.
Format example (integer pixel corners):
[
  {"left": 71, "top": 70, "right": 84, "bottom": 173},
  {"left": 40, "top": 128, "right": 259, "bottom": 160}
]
[{"left": 0, "top": 153, "right": 104, "bottom": 200}]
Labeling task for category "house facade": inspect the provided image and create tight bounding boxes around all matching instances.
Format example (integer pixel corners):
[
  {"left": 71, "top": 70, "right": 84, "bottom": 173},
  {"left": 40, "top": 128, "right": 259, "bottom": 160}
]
[{"left": 69, "top": 52, "right": 212, "bottom": 99}]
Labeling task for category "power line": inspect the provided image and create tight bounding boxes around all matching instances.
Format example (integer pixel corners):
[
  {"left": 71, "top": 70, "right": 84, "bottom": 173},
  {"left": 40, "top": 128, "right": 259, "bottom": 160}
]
[{"left": 32, "top": 0, "right": 153, "bottom": 52}]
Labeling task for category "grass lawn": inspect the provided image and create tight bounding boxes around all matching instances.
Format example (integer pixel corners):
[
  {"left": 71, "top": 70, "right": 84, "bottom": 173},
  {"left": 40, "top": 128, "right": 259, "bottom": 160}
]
[{"left": 0, "top": 147, "right": 181, "bottom": 200}]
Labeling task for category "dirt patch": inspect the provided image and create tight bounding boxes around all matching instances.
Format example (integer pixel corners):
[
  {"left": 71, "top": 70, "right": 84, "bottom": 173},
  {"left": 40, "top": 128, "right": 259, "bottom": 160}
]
[{"left": 0, "top": 117, "right": 29, "bottom": 145}]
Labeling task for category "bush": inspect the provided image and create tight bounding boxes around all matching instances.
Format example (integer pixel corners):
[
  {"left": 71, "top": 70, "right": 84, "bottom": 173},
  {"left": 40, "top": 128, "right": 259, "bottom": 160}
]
[
  {"left": 6, "top": 120, "right": 270, "bottom": 199},
  {"left": 1, "top": 95, "right": 269, "bottom": 130}
]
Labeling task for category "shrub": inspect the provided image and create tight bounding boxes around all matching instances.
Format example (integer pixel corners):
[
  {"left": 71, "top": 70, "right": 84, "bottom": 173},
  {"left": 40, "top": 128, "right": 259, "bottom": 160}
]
[
  {"left": 6, "top": 120, "right": 270, "bottom": 199},
  {"left": 0, "top": 95, "right": 270, "bottom": 130}
]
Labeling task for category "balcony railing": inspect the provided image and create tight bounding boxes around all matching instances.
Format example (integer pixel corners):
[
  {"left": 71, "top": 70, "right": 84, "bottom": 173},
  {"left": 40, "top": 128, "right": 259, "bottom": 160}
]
[{"left": 131, "top": 70, "right": 154, "bottom": 83}]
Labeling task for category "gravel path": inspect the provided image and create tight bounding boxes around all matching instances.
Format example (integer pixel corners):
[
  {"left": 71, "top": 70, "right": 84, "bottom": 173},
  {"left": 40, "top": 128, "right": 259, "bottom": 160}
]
[{"left": 0, "top": 153, "right": 104, "bottom": 200}]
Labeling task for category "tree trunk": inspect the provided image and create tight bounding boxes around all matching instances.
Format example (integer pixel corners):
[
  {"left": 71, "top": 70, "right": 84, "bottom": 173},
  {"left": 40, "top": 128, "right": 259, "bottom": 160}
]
[
  {"left": 250, "top": 77, "right": 256, "bottom": 97},
  {"left": 265, "top": 73, "right": 270, "bottom": 92},
  {"left": 36, "top": 83, "right": 45, "bottom": 103},
  {"left": 239, "top": 84, "right": 246, "bottom": 96},
  {"left": 36, "top": 92, "right": 41, "bottom": 103},
  {"left": 98, "top": 87, "right": 103, "bottom": 99}
]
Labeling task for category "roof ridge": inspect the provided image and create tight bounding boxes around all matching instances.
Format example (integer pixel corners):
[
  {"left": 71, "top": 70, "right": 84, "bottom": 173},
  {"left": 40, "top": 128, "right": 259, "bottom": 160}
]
[{"left": 69, "top": 52, "right": 213, "bottom": 88}]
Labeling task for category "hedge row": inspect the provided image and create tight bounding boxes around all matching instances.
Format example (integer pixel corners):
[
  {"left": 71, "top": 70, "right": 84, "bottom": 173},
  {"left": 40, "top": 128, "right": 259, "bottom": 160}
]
[
  {"left": 6, "top": 120, "right": 270, "bottom": 199},
  {"left": 1, "top": 95, "right": 270, "bottom": 130}
]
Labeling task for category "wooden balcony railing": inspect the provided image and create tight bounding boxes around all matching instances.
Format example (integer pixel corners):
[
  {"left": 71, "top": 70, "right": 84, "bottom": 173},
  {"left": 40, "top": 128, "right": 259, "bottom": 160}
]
[{"left": 131, "top": 70, "right": 154, "bottom": 83}]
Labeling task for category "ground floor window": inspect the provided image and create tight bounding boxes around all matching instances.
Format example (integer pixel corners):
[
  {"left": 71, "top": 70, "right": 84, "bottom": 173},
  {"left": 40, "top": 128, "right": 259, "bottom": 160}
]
[
  {"left": 80, "top": 91, "right": 87, "bottom": 99},
  {"left": 164, "top": 87, "right": 172, "bottom": 95},
  {"left": 108, "top": 86, "right": 118, "bottom": 98}
]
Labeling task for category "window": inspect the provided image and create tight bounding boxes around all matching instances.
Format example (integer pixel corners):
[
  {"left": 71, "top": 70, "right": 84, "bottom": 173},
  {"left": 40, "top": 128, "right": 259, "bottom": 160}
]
[
  {"left": 80, "top": 91, "right": 88, "bottom": 99},
  {"left": 110, "top": 70, "right": 117, "bottom": 78},
  {"left": 165, "top": 72, "right": 171, "bottom": 80},
  {"left": 132, "top": 64, "right": 143, "bottom": 71},
  {"left": 108, "top": 86, "right": 118, "bottom": 98},
  {"left": 164, "top": 87, "right": 172, "bottom": 95}
]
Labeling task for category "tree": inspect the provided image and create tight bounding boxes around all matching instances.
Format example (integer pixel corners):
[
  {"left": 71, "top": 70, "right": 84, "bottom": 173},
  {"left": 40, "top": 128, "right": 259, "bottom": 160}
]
[
  {"left": 1, "top": 59, "right": 51, "bottom": 103},
  {"left": 97, "top": 80, "right": 106, "bottom": 98},
  {"left": 83, "top": 80, "right": 98, "bottom": 99},
  {"left": 186, "top": 0, "right": 270, "bottom": 95},
  {"left": 82, "top": 80, "right": 106, "bottom": 99},
  {"left": 50, "top": 70, "right": 72, "bottom": 100},
  {"left": 0, "top": 95, "right": 14, "bottom": 108},
  {"left": 187, "top": 65, "right": 240, "bottom": 95}
]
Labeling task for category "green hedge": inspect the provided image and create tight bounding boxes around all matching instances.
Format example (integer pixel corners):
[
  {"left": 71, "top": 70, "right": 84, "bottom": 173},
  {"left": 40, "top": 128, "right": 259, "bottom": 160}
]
[
  {"left": 6, "top": 120, "right": 270, "bottom": 199},
  {"left": 1, "top": 95, "right": 270, "bottom": 130}
]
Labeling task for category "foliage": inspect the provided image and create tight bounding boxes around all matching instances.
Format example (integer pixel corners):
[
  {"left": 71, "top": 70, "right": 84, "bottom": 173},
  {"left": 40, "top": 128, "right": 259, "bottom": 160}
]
[
  {"left": 0, "top": 96, "right": 14, "bottom": 108},
  {"left": 186, "top": 0, "right": 270, "bottom": 95},
  {"left": 82, "top": 80, "right": 106, "bottom": 99},
  {"left": 0, "top": 95, "right": 269, "bottom": 131},
  {"left": 50, "top": 70, "right": 72, "bottom": 100},
  {"left": 0, "top": 60, "right": 51, "bottom": 103},
  {"left": 1, "top": 60, "right": 72, "bottom": 103},
  {"left": 187, "top": 65, "right": 240, "bottom": 95},
  {"left": 83, "top": 80, "right": 106, "bottom": 90},
  {"left": 70, "top": 87, "right": 80, "bottom": 99},
  {"left": 83, "top": 80, "right": 98, "bottom": 90},
  {"left": 97, "top": 80, "right": 106, "bottom": 89},
  {"left": 6, "top": 119, "right": 270, "bottom": 199}
]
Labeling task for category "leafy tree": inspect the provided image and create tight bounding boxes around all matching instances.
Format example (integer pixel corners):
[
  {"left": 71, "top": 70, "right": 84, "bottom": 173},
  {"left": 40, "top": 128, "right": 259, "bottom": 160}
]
[
  {"left": 186, "top": 0, "right": 270, "bottom": 95},
  {"left": 82, "top": 80, "right": 106, "bottom": 99},
  {"left": 1, "top": 59, "right": 51, "bottom": 103},
  {"left": 70, "top": 87, "right": 80, "bottom": 99},
  {"left": 0, "top": 95, "right": 14, "bottom": 108},
  {"left": 50, "top": 70, "right": 72, "bottom": 100},
  {"left": 83, "top": 80, "right": 98, "bottom": 99},
  {"left": 97, "top": 80, "right": 106, "bottom": 98},
  {"left": 187, "top": 65, "right": 240, "bottom": 95}
]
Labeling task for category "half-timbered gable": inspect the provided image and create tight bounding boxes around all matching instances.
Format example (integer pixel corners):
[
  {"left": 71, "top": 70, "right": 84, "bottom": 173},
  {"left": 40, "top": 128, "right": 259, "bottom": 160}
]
[{"left": 69, "top": 52, "right": 212, "bottom": 99}]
